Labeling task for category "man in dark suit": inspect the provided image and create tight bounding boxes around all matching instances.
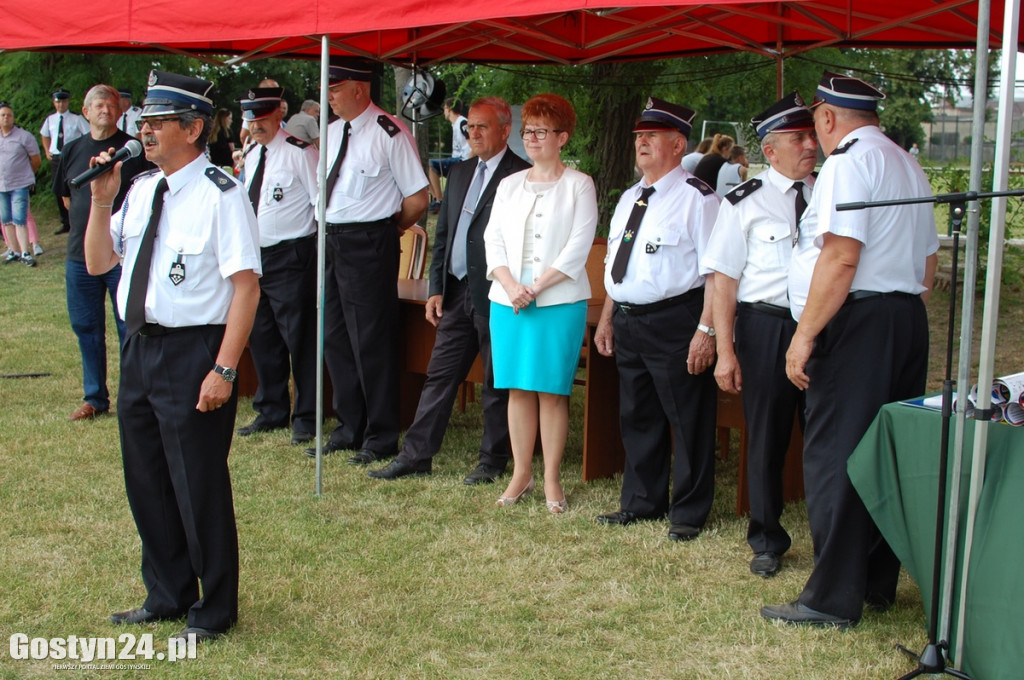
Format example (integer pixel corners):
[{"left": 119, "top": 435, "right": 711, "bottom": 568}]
[{"left": 369, "top": 96, "right": 530, "bottom": 483}]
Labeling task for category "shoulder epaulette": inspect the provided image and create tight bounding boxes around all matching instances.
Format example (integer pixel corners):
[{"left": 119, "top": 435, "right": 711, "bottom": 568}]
[
  {"left": 686, "top": 176, "right": 715, "bottom": 196},
  {"left": 725, "top": 178, "right": 762, "bottom": 205},
  {"left": 205, "top": 166, "right": 235, "bottom": 192},
  {"left": 831, "top": 138, "right": 858, "bottom": 156},
  {"left": 377, "top": 115, "right": 399, "bottom": 138},
  {"left": 286, "top": 135, "right": 311, "bottom": 149}
]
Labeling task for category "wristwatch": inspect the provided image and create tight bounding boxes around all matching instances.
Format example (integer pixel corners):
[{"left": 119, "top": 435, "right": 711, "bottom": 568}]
[
  {"left": 214, "top": 364, "right": 237, "bottom": 383},
  {"left": 697, "top": 323, "right": 716, "bottom": 338}
]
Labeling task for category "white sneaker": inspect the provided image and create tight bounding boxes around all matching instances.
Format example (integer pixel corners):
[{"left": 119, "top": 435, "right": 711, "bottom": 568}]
[{"left": 33, "top": 244, "right": 44, "bottom": 256}]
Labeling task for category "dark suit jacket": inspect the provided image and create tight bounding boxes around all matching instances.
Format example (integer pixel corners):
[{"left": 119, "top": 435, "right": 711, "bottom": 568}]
[{"left": 429, "top": 148, "right": 531, "bottom": 315}]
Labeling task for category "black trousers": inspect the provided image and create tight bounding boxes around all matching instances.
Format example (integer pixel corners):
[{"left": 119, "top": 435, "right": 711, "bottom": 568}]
[
  {"left": 735, "top": 304, "right": 804, "bottom": 555},
  {"left": 396, "top": 276, "right": 510, "bottom": 469},
  {"left": 612, "top": 294, "right": 718, "bottom": 527},
  {"left": 51, "top": 155, "right": 70, "bottom": 229},
  {"left": 117, "top": 325, "right": 239, "bottom": 632},
  {"left": 247, "top": 236, "right": 318, "bottom": 434},
  {"left": 798, "top": 294, "right": 928, "bottom": 621},
  {"left": 323, "top": 226, "right": 400, "bottom": 453}
]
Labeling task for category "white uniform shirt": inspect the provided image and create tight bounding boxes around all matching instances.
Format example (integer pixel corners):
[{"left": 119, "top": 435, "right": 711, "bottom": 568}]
[
  {"left": 703, "top": 166, "right": 813, "bottom": 307},
  {"left": 451, "top": 115, "right": 471, "bottom": 161},
  {"left": 117, "top": 107, "right": 142, "bottom": 135},
  {"left": 111, "top": 155, "right": 262, "bottom": 327},
  {"left": 604, "top": 166, "right": 720, "bottom": 304},
  {"left": 788, "top": 125, "right": 939, "bottom": 321},
  {"left": 40, "top": 111, "right": 88, "bottom": 155},
  {"left": 321, "top": 103, "right": 427, "bottom": 223},
  {"left": 243, "top": 129, "right": 318, "bottom": 247}
]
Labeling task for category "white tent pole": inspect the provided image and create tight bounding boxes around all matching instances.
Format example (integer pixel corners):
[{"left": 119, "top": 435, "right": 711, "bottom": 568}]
[
  {"left": 315, "top": 34, "right": 330, "bottom": 496},
  {"left": 940, "top": 0, "right": 990, "bottom": 650},
  {"left": 953, "top": 3, "right": 1019, "bottom": 663}
]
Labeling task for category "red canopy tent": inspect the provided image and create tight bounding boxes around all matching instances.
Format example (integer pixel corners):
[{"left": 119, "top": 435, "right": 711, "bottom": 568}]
[{"left": 2, "top": 0, "right": 1019, "bottom": 65}]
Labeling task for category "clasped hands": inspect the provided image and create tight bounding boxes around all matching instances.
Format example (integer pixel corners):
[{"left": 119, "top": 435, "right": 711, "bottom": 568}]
[{"left": 505, "top": 282, "right": 536, "bottom": 314}]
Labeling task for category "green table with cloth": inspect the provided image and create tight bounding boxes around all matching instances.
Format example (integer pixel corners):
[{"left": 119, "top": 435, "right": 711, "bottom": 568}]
[{"left": 848, "top": 402, "right": 1024, "bottom": 680}]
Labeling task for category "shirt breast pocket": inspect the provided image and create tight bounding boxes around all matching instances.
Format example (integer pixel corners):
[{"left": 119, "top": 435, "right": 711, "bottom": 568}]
[
  {"left": 161, "top": 233, "right": 206, "bottom": 291},
  {"left": 749, "top": 223, "right": 791, "bottom": 271},
  {"left": 643, "top": 226, "right": 680, "bottom": 255},
  {"left": 338, "top": 163, "right": 381, "bottom": 199},
  {"left": 264, "top": 172, "right": 295, "bottom": 206}
]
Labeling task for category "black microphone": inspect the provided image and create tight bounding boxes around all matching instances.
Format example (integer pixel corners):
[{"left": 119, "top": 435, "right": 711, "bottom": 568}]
[{"left": 69, "top": 139, "right": 144, "bottom": 189}]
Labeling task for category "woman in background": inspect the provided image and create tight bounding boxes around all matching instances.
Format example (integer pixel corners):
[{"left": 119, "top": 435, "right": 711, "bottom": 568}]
[
  {"left": 692, "top": 133, "right": 734, "bottom": 189},
  {"left": 484, "top": 93, "right": 597, "bottom": 514},
  {"left": 207, "top": 108, "right": 235, "bottom": 170}
]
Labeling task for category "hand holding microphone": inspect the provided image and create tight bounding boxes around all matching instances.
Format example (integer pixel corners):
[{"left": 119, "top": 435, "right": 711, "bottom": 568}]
[{"left": 70, "top": 139, "right": 144, "bottom": 189}]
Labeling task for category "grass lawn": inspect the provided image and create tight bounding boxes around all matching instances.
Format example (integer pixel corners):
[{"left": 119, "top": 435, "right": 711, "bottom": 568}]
[{"left": 1, "top": 204, "right": 1020, "bottom": 679}]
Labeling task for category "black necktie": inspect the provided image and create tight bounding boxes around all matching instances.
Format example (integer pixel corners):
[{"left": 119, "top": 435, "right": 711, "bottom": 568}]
[
  {"left": 56, "top": 115, "right": 64, "bottom": 152},
  {"left": 120, "top": 113, "right": 128, "bottom": 132},
  {"left": 793, "top": 181, "right": 807, "bottom": 226},
  {"left": 323, "top": 122, "right": 352, "bottom": 201},
  {"left": 248, "top": 145, "right": 266, "bottom": 216},
  {"left": 126, "top": 178, "right": 169, "bottom": 335},
  {"left": 610, "top": 186, "right": 655, "bottom": 284}
]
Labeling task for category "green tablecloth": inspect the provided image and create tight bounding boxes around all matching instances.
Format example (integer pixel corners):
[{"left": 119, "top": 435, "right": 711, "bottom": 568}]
[{"left": 849, "top": 402, "right": 1024, "bottom": 680}]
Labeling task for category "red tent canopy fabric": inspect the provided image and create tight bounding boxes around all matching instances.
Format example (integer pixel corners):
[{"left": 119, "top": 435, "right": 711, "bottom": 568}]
[{"left": 2, "top": 0, "right": 1018, "bottom": 65}]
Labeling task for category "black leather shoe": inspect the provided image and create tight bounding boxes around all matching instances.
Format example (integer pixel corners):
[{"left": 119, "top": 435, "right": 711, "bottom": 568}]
[
  {"left": 596, "top": 510, "right": 650, "bottom": 526},
  {"left": 237, "top": 419, "right": 288, "bottom": 436},
  {"left": 304, "top": 441, "right": 353, "bottom": 458},
  {"left": 750, "top": 552, "right": 782, "bottom": 577},
  {"left": 760, "top": 601, "right": 855, "bottom": 629},
  {"left": 668, "top": 524, "right": 701, "bottom": 542},
  {"left": 110, "top": 607, "right": 182, "bottom": 625},
  {"left": 172, "top": 626, "right": 225, "bottom": 644},
  {"left": 463, "top": 463, "right": 504, "bottom": 485},
  {"left": 291, "top": 431, "right": 315, "bottom": 445},
  {"left": 368, "top": 458, "right": 431, "bottom": 480},
  {"left": 347, "top": 448, "right": 396, "bottom": 465},
  {"left": 54, "top": 226, "right": 70, "bottom": 235}
]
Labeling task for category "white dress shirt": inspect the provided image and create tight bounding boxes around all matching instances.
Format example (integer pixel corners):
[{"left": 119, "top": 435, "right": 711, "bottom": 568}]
[
  {"left": 788, "top": 125, "right": 939, "bottom": 320},
  {"left": 604, "top": 166, "right": 720, "bottom": 305},
  {"left": 703, "top": 166, "right": 813, "bottom": 307}
]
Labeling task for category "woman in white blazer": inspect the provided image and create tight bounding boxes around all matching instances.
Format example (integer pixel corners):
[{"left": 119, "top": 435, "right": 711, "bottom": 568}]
[{"left": 484, "top": 93, "right": 597, "bottom": 514}]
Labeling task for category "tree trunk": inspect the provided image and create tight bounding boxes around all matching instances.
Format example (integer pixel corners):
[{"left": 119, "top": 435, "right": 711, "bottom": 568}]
[{"left": 588, "top": 62, "right": 658, "bottom": 234}]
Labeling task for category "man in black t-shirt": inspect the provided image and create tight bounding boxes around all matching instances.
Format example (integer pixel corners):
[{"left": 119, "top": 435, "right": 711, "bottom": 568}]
[{"left": 57, "top": 84, "right": 152, "bottom": 421}]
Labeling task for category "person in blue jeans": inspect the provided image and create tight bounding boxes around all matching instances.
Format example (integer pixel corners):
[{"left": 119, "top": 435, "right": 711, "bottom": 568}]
[{"left": 55, "top": 84, "right": 153, "bottom": 420}]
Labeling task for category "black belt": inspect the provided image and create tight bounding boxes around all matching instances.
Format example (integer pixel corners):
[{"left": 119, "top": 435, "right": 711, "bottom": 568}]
[
  {"left": 323, "top": 217, "right": 395, "bottom": 235},
  {"left": 138, "top": 323, "right": 193, "bottom": 337},
  {"left": 616, "top": 287, "right": 703, "bottom": 316},
  {"left": 843, "top": 290, "right": 917, "bottom": 306},
  {"left": 261, "top": 233, "right": 315, "bottom": 254},
  {"left": 739, "top": 301, "right": 791, "bottom": 319}
]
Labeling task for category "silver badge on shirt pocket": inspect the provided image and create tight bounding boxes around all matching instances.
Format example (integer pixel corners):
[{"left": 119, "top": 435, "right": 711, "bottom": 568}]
[
  {"left": 169, "top": 255, "right": 186, "bottom": 286},
  {"left": 645, "top": 242, "right": 659, "bottom": 254},
  {"left": 273, "top": 186, "right": 283, "bottom": 202}
]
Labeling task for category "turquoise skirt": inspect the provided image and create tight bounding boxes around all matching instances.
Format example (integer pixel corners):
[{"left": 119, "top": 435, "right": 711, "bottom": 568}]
[{"left": 490, "top": 299, "right": 587, "bottom": 395}]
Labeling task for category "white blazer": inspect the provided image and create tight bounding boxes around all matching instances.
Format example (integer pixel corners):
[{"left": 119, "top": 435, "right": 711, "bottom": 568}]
[{"left": 484, "top": 167, "right": 598, "bottom": 307}]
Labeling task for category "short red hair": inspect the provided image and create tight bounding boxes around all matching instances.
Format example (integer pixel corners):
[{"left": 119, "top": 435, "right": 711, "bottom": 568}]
[{"left": 521, "top": 93, "right": 576, "bottom": 140}]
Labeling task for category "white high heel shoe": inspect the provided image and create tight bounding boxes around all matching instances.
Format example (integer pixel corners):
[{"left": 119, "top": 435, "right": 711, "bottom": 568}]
[{"left": 496, "top": 479, "right": 535, "bottom": 507}]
